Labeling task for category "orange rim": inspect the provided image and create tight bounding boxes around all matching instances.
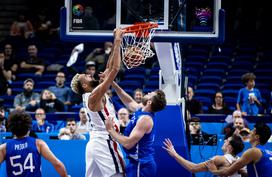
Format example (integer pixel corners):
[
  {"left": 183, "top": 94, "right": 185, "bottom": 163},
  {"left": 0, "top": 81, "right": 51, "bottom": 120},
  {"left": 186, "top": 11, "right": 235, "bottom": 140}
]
[{"left": 123, "top": 22, "right": 158, "bottom": 34}]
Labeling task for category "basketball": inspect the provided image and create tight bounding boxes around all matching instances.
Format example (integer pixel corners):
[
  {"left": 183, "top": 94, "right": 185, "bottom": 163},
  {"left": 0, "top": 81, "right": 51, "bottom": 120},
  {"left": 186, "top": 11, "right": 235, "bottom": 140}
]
[{"left": 123, "top": 46, "right": 144, "bottom": 68}]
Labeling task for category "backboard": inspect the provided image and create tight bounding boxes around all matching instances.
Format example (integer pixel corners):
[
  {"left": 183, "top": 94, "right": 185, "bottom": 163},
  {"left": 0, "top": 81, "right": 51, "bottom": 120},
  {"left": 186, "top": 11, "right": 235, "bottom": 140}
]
[{"left": 60, "top": 0, "right": 225, "bottom": 43}]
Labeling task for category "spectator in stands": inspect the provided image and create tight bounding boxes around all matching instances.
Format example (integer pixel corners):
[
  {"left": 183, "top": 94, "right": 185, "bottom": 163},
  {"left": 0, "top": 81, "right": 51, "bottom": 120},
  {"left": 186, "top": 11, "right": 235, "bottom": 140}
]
[
  {"left": 85, "top": 42, "right": 113, "bottom": 73},
  {"left": 223, "top": 115, "right": 249, "bottom": 140},
  {"left": 34, "top": 10, "right": 52, "bottom": 42},
  {"left": 186, "top": 86, "right": 203, "bottom": 114},
  {"left": 163, "top": 134, "right": 246, "bottom": 176},
  {"left": 77, "top": 107, "right": 89, "bottom": 134},
  {"left": 4, "top": 43, "right": 18, "bottom": 81},
  {"left": 85, "top": 61, "right": 97, "bottom": 77},
  {"left": 48, "top": 71, "right": 72, "bottom": 111},
  {"left": 207, "top": 122, "right": 272, "bottom": 177},
  {"left": 14, "top": 78, "right": 40, "bottom": 111},
  {"left": 232, "top": 117, "right": 248, "bottom": 136},
  {"left": 117, "top": 107, "right": 130, "bottom": 134},
  {"left": 239, "top": 128, "right": 251, "bottom": 142},
  {"left": 189, "top": 117, "right": 207, "bottom": 136},
  {"left": 133, "top": 88, "right": 144, "bottom": 104},
  {"left": 0, "top": 106, "right": 7, "bottom": 132},
  {"left": 58, "top": 127, "right": 72, "bottom": 140},
  {"left": 39, "top": 89, "right": 64, "bottom": 113},
  {"left": 236, "top": 72, "right": 262, "bottom": 116},
  {"left": 83, "top": 6, "right": 100, "bottom": 30},
  {"left": 20, "top": 44, "right": 45, "bottom": 76},
  {"left": 208, "top": 91, "right": 231, "bottom": 114},
  {"left": 225, "top": 110, "right": 243, "bottom": 123},
  {"left": 0, "top": 51, "right": 11, "bottom": 95},
  {"left": 32, "top": 108, "right": 54, "bottom": 133},
  {"left": 9, "top": 11, "right": 34, "bottom": 39},
  {"left": 66, "top": 118, "right": 86, "bottom": 140}
]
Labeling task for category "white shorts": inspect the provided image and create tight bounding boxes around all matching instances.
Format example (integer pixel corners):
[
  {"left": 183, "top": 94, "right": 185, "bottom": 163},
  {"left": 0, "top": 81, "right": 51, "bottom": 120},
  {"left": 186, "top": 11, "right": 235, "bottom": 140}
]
[{"left": 85, "top": 137, "right": 125, "bottom": 177}]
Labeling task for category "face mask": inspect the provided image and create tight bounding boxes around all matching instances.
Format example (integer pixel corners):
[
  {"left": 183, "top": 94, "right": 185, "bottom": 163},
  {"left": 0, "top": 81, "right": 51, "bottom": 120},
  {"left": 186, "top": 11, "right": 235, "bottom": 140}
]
[{"left": 60, "top": 135, "right": 71, "bottom": 140}]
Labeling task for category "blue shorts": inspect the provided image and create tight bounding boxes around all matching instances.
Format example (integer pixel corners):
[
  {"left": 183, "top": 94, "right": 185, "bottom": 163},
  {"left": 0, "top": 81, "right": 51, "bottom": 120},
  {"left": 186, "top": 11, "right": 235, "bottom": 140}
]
[{"left": 126, "top": 159, "right": 156, "bottom": 177}]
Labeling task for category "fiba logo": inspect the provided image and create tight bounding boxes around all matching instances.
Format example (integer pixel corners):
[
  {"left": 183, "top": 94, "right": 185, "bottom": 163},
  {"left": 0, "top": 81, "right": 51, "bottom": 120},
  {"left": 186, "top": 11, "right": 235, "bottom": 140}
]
[{"left": 72, "top": 4, "right": 84, "bottom": 17}]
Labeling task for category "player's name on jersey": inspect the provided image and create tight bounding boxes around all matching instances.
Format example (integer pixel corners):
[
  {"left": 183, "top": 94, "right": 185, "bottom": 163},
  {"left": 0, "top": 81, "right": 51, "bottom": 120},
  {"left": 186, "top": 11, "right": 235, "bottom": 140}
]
[{"left": 14, "top": 142, "right": 28, "bottom": 150}]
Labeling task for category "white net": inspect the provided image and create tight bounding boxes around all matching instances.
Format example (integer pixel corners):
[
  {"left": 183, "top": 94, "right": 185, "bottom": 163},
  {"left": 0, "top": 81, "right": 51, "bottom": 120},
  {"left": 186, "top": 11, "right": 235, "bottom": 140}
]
[{"left": 121, "top": 27, "right": 156, "bottom": 69}]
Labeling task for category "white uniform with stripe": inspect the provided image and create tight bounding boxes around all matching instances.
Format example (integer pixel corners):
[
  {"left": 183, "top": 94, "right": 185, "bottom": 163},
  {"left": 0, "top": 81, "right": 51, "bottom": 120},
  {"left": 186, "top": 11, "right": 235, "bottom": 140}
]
[
  {"left": 83, "top": 92, "right": 125, "bottom": 177},
  {"left": 223, "top": 154, "right": 242, "bottom": 177}
]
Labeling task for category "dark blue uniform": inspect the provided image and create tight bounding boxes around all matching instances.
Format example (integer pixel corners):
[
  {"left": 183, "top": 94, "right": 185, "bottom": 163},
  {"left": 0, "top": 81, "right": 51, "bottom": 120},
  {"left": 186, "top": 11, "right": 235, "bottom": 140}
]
[
  {"left": 247, "top": 145, "right": 272, "bottom": 177},
  {"left": 6, "top": 137, "right": 41, "bottom": 177},
  {"left": 124, "top": 109, "right": 156, "bottom": 177}
]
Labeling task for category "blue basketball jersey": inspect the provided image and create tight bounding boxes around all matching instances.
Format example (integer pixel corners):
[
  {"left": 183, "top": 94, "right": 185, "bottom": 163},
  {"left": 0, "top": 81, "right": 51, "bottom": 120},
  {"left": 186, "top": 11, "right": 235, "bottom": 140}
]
[
  {"left": 6, "top": 137, "right": 41, "bottom": 177},
  {"left": 247, "top": 145, "right": 272, "bottom": 177},
  {"left": 124, "top": 108, "right": 155, "bottom": 163}
]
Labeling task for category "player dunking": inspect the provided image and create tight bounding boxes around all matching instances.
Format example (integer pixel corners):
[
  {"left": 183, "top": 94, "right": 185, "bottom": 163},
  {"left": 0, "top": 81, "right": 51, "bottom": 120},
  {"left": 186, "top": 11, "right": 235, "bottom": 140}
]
[
  {"left": 0, "top": 110, "right": 69, "bottom": 177},
  {"left": 70, "top": 28, "right": 125, "bottom": 177},
  {"left": 105, "top": 81, "right": 166, "bottom": 177}
]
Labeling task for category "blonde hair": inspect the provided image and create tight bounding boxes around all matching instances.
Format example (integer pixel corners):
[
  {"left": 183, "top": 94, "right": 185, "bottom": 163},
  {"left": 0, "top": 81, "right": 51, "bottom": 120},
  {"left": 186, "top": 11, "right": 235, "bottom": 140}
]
[{"left": 70, "top": 73, "right": 81, "bottom": 94}]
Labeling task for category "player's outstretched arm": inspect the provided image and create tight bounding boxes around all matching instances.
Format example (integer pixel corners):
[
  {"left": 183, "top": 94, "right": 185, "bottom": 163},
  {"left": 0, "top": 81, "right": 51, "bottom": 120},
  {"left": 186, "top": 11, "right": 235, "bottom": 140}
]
[
  {"left": 163, "top": 138, "right": 210, "bottom": 173},
  {"left": 0, "top": 143, "right": 6, "bottom": 163},
  {"left": 89, "top": 29, "right": 123, "bottom": 107},
  {"left": 111, "top": 81, "right": 140, "bottom": 112},
  {"left": 106, "top": 115, "right": 151, "bottom": 149},
  {"left": 37, "top": 140, "right": 69, "bottom": 177}
]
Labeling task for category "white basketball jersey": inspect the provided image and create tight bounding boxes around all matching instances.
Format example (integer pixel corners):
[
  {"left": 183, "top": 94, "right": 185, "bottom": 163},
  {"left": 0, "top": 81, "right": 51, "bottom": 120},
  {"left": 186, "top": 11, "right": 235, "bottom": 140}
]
[
  {"left": 82, "top": 92, "right": 120, "bottom": 138},
  {"left": 224, "top": 154, "right": 241, "bottom": 177}
]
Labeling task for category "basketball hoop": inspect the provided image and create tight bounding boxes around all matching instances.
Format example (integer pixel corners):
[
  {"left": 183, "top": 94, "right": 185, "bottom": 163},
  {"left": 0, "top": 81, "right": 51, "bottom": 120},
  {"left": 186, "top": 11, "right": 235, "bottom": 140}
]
[{"left": 121, "top": 22, "right": 158, "bottom": 69}]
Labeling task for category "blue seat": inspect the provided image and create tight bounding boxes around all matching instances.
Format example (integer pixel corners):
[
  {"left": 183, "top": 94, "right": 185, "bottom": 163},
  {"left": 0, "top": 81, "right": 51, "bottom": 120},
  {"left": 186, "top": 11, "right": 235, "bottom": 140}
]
[
  {"left": 206, "top": 62, "right": 229, "bottom": 70},
  {"left": 149, "top": 74, "right": 159, "bottom": 81},
  {"left": 16, "top": 73, "right": 37, "bottom": 81},
  {"left": 40, "top": 47, "right": 62, "bottom": 57},
  {"left": 123, "top": 74, "right": 146, "bottom": 85},
  {"left": 150, "top": 67, "right": 160, "bottom": 75},
  {"left": 186, "top": 55, "right": 207, "bottom": 63},
  {"left": 211, "top": 46, "right": 234, "bottom": 57},
  {"left": 254, "top": 69, "right": 272, "bottom": 77},
  {"left": 209, "top": 55, "right": 231, "bottom": 64},
  {"left": 198, "top": 76, "right": 223, "bottom": 85},
  {"left": 222, "top": 89, "right": 239, "bottom": 98},
  {"left": 196, "top": 83, "right": 220, "bottom": 92},
  {"left": 224, "top": 96, "right": 237, "bottom": 107},
  {"left": 194, "top": 89, "right": 216, "bottom": 98},
  {"left": 227, "top": 69, "right": 249, "bottom": 77},
  {"left": 124, "top": 67, "right": 147, "bottom": 76},
  {"left": 187, "top": 48, "right": 209, "bottom": 56},
  {"left": 193, "top": 96, "right": 212, "bottom": 107},
  {"left": 10, "top": 81, "right": 24, "bottom": 89},
  {"left": 256, "top": 76, "right": 272, "bottom": 85},
  {"left": 202, "top": 69, "right": 226, "bottom": 77},
  {"left": 12, "top": 88, "right": 23, "bottom": 95},
  {"left": 188, "top": 75, "right": 198, "bottom": 86},
  {"left": 234, "top": 54, "right": 256, "bottom": 63},
  {"left": 231, "top": 61, "right": 254, "bottom": 71},
  {"left": 225, "top": 76, "right": 242, "bottom": 84},
  {"left": 40, "top": 74, "right": 56, "bottom": 81},
  {"left": 255, "top": 62, "right": 272, "bottom": 70},
  {"left": 222, "top": 83, "right": 243, "bottom": 90},
  {"left": 36, "top": 81, "right": 55, "bottom": 89},
  {"left": 118, "top": 80, "right": 142, "bottom": 91},
  {"left": 184, "top": 62, "right": 204, "bottom": 71},
  {"left": 0, "top": 95, "right": 15, "bottom": 108},
  {"left": 144, "top": 81, "right": 159, "bottom": 92}
]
